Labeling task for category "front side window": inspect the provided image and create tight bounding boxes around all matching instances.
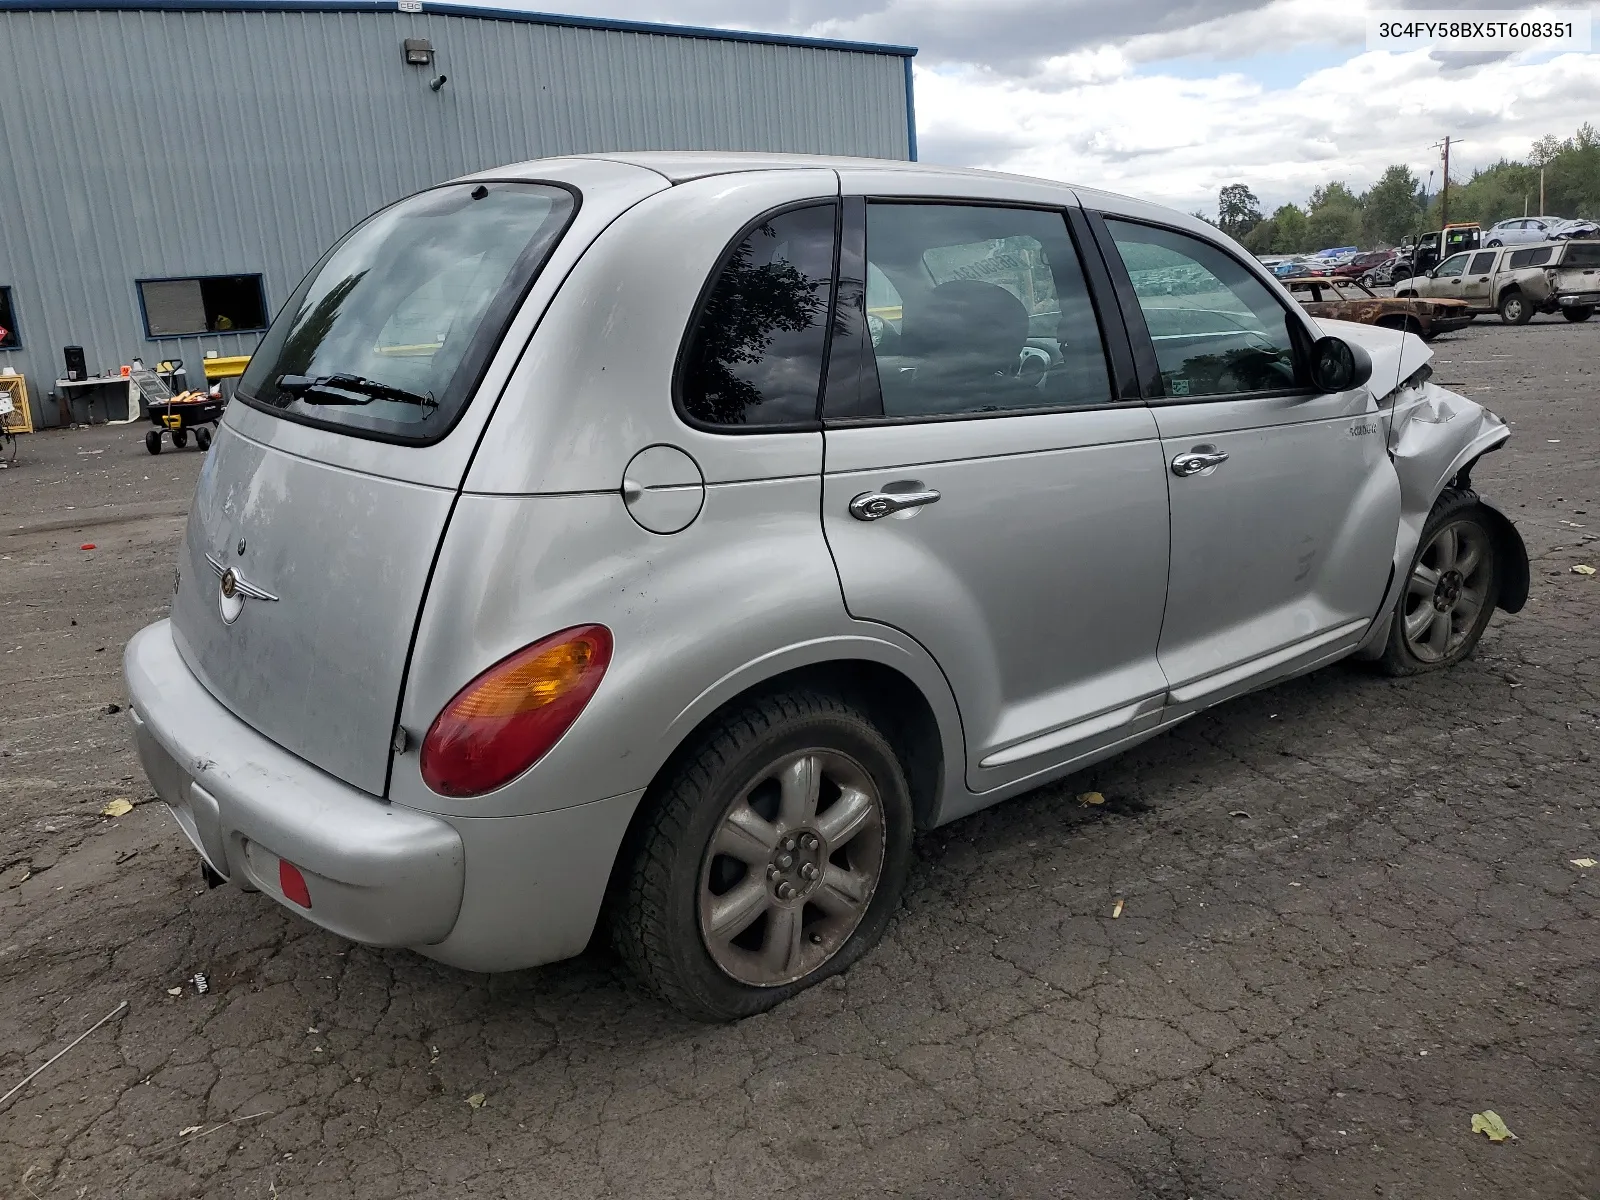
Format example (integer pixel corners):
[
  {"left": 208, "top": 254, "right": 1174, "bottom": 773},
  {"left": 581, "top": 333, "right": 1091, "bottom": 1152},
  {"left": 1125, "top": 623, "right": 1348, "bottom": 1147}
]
[
  {"left": 856, "top": 203, "right": 1112, "bottom": 418},
  {"left": 239, "top": 182, "right": 576, "bottom": 442},
  {"left": 138, "top": 275, "right": 268, "bottom": 337},
  {"left": 1468, "top": 251, "right": 1498, "bottom": 274},
  {"left": 1106, "top": 220, "right": 1299, "bottom": 398},
  {"left": 1435, "top": 253, "right": 1470, "bottom": 277},
  {"left": 0, "top": 287, "right": 18, "bottom": 349},
  {"left": 679, "top": 204, "right": 837, "bottom": 428}
]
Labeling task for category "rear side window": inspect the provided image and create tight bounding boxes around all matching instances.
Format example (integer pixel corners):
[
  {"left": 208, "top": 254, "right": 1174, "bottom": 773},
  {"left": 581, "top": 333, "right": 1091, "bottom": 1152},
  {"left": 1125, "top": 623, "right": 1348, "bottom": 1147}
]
[
  {"left": 1106, "top": 220, "right": 1300, "bottom": 399},
  {"left": 238, "top": 182, "right": 576, "bottom": 443},
  {"left": 1507, "top": 246, "right": 1553, "bottom": 268},
  {"left": 856, "top": 203, "right": 1112, "bottom": 419},
  {"left": 679, "top": 204, "right": 838, "bottom": 428}
]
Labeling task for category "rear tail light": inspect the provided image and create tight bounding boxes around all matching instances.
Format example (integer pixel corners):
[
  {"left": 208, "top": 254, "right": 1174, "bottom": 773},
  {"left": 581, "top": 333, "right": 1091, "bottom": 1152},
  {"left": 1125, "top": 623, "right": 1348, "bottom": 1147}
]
[{"left": 420, "top": 625, "right": 613, "bottom": 797}]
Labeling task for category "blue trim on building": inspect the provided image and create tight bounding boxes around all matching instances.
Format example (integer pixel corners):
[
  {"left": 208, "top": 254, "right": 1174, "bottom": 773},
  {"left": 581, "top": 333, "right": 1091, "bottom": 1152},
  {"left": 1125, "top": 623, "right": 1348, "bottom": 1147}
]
[
  {"left": 0, "top": 286, "right": 22, "bottom": 351},
  {"left": 0, "top": 0, "right": 919, "bottom": 58},
  {"left": 902, "top": 57, "right": 918, "bottom": 161}
]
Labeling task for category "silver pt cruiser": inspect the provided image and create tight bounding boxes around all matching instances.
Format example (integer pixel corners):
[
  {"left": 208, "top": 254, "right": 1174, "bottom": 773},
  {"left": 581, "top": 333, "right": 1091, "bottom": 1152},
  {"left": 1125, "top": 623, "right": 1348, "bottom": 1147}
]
[{"left": 126, "top": 153, "right": 1528, "bottom": 1020}]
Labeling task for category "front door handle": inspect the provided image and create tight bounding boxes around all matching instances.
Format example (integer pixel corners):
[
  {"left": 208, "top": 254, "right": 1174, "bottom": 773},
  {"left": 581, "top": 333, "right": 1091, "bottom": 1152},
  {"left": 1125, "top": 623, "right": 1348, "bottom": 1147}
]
[
  {"left": 1171, "top": 447, "right": 1229, "bottom": 477},
  {"left": 849, "top": 487, "right": 941, "bottom": 521}
]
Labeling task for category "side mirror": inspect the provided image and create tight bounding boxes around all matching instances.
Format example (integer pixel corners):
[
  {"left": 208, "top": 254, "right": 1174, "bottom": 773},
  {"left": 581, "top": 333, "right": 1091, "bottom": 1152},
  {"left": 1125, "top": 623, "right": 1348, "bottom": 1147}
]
[{"left": 1309, "top": 335, "right": 1373, "bottom": 394}]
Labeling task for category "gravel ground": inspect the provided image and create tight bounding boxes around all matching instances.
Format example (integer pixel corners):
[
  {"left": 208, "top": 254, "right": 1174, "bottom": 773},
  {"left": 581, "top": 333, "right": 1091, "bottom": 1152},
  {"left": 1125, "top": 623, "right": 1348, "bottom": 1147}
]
[{"left": 1, "top": 314, "right": 1596, "bottom": 1199}]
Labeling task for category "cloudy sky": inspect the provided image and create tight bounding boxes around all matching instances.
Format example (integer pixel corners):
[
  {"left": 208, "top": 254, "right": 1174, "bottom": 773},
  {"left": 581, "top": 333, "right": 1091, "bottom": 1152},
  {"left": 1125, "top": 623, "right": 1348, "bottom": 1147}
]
[{"left": 520, "top": 0, "right": 1600, "bottom": 214}]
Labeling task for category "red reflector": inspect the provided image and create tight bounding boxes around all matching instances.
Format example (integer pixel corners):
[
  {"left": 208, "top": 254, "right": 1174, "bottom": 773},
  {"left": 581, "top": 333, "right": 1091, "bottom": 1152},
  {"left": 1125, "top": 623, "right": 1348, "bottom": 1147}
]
[
  {"left": 420, "top": 625, "right": 612, "bottom": 797},
  {"left": 279, "top": 859, "right": 312, "bottom": 908}
]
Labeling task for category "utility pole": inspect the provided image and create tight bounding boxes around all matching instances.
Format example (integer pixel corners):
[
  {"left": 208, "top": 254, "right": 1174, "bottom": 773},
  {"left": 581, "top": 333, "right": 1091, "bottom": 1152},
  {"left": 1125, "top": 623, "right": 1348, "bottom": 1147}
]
[
  {"left": 1539, "top": 166, "right": 1545, "bottom": 216},
  {"left": 1439, "top": 135, "right": 1451, "bottom": 227}
]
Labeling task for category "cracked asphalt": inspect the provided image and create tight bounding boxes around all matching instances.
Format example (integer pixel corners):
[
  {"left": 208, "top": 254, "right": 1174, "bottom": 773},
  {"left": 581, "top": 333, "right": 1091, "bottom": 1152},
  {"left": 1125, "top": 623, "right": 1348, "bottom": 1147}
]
[{"left": 1, "top": 314, "right": 1596, "bottom": 1199}]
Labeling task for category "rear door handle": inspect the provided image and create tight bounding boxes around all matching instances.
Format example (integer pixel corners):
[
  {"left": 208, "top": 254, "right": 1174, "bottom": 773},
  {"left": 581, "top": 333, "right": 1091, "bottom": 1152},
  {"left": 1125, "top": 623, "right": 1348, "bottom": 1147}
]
[
  {"left": 849, "top": 487, "right": 941, "bottom": 521},
  {"left": 1171, "top": 447, "right": 1229, "bottom": 477}
]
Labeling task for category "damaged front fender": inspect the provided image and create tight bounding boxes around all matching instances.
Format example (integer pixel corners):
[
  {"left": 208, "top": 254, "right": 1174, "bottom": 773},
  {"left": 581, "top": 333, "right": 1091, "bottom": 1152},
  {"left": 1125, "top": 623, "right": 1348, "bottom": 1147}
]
[{"left": 1314, "top": 319, "right": 1528, "bottom": 656}]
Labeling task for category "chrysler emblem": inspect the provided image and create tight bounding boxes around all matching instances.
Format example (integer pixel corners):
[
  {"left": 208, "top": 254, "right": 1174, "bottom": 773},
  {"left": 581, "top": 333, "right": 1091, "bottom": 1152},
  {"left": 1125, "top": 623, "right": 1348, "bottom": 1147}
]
[{"left": 205, "top": 553, "right": 278, "bottom": 623}]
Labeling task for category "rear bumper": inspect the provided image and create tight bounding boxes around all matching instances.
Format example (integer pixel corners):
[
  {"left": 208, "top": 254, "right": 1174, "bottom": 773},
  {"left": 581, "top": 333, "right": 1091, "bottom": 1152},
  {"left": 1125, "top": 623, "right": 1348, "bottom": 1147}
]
[
  {"left": 125, "top": 620, "right": 643, "bottom": 971},
  {"left": 1556, "top": 292, "right": 1600, "bottom": 307},
  {"left": 126, "top": 621, "right": 466, "bottom": 947}
]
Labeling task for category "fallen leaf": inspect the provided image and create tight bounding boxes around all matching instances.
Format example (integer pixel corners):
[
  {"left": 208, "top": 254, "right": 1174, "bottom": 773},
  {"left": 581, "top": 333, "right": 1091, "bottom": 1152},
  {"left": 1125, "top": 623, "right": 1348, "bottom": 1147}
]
[
  {"left": 466, "top": 1092, "right": 487, "bottom": 1109},
  {"left": 1573, "top": 565, "right": 1597, "bottom": 576},
  {"left": 179, "top": 1125, "right": 203, "bottom": 1137},
  {"left": 1111, "top": 899, "right": 1124, "bottom": 918},
  {"left": 1077, "top": 791, "right": 1106, "bottom": 807},
  {"left": 1470, "top": 1111, "right": 1515, "bottom": 1142},
  {"left": 1571, "top": 858, "right": 1597, "bottom": 869},
  {"left": 101, "top": 798, "right": 133, "bottom": 817},
  {"left": 166, "top": 987, "right": 182, "bottom": 996}
]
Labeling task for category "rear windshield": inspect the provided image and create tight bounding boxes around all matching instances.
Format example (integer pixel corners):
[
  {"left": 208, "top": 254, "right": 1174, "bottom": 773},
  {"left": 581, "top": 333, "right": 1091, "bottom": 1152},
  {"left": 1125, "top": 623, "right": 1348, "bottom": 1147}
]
[
  {"left": 237, "top": 182, "right": 576, "bottom": 442},
  {"left": 1563, "top": 242, "right": 1600, "bottom": 267}
]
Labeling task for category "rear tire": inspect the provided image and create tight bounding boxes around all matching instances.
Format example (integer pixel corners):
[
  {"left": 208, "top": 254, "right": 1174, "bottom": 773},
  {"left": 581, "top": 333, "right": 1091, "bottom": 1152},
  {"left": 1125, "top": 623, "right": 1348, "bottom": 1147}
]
[
  {"left": 1562, "top": 306, "right": 1593, "bottom": 323},
  {"left": 1498, "top": 290, "right": 1533, "bottom": 325},
  {"left": 144, "top": 430, "right": 162, "bottom": 455},
  {"left": 1378, "top": 489, "right": 1500, "bottom": 677},
  {"left": 610, "top": 690, "right": 914, "bottom": 1021},
  {"left": 172, "top": 429, "right": 189, "bottom": 449},
  {"left": 195, "top": 426, "right": 212, "bottom": 450}
]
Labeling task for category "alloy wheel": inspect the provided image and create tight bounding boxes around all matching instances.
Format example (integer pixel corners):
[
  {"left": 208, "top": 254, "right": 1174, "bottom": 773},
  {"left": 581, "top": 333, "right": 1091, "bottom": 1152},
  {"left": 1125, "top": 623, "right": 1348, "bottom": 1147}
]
[
  {"left": 697, "top": 749, "right": 885, "bottom": 987},
  {"left": 1401, "top": 518, "right": 1492, "bottom": 663}
]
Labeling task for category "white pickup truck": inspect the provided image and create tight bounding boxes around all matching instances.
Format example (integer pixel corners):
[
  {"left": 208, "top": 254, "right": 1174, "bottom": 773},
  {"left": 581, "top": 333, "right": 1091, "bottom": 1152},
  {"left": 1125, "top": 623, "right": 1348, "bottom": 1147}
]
[{"left": 1396, "top": 239, "right": 1598, "bottom": 325}]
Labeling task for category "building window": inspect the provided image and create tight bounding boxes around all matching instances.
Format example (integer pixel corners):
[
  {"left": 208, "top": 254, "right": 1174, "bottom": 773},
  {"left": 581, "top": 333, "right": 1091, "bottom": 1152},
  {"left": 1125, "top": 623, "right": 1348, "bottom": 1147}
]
[
  {"left": 0, "top": 287, "right": 19, "bottom": 349},
  {"left": 137, "top": 275, "right": 269, "bottom": 338}
]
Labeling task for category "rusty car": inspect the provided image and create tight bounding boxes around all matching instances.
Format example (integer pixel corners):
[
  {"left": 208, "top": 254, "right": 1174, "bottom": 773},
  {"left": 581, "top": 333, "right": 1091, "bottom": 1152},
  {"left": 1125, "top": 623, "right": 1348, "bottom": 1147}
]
[{"left": 1286, "top": 276, "right": 1474, "bottom": 341}]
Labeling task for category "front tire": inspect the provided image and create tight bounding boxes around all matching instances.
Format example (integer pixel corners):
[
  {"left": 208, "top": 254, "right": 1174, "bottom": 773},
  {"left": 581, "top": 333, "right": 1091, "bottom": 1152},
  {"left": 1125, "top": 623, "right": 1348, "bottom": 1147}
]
[
  {"left": 194, "top": 426, "right": 212, "bottom": 450},
  {"left": 144, "top": 430, "right": 162, "bottom": 455},
  {"left": 1379, "top": 490, "right": 1500, "bottom": 677},
  {"left": 1562, "top": 306, "right": 1593, "bottom": 323},
  {"left": 610, "top": 690, "right": 914, "bottom": 1021},
  {"left": 1498, "top": 290, "right": 1533, "bottom": 325}
]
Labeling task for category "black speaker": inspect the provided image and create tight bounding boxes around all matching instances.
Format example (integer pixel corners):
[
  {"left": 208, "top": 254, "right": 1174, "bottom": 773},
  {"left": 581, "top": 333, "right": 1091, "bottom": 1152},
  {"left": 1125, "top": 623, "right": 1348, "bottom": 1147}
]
[{"left": 64, "top": 346, "right": 87, "bottom": 382}]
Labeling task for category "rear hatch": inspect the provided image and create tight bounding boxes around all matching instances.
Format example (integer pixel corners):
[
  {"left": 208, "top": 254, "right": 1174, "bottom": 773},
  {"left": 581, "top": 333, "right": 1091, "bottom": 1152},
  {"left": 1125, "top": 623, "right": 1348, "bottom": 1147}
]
[
  {"left": 1553, "top": 241, "right": 1600, "bottom": 294},
  {"left": 169, "top": 179, "right": 582, "bottom": 796}
]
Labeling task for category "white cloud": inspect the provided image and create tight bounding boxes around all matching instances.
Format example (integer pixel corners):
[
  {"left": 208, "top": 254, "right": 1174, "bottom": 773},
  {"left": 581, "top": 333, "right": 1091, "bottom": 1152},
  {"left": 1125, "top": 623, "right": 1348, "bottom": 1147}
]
[
  {"left": 916, "top": 36, "right": 1600, "bottom": 212},
  {"left": 495, "top": 0, "right": 1600, "bottom": 213}
]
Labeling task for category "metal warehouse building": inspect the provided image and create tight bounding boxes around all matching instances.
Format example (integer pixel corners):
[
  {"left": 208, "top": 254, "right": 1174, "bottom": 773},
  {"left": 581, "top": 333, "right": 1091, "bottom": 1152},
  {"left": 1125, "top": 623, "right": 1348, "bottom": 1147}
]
[{"left": 0, "top": 0, "right": 916, "bottom": 426}]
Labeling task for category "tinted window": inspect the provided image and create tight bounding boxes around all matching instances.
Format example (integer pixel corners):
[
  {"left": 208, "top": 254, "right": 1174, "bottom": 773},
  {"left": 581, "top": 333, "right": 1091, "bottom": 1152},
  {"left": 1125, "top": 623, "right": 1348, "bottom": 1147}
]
[
  {"left": 1565, "top": 242, "right": 1600, "bottom": 267},
  {"left": 859, "top": 203, "right": 1111, "bottom": 418},
  {"left": 1435, "top": 253, "right": 1470, "bottom": 276},
  {"left": 1107, "top": 220, "right": 1299, "bottom": 399},
  {"left": 239, "top": 182, "right": 575, "bottom": 442},
  {"left": 0, "top": 287, "right": 18, "bottom": 349},
  {"left": 138, "top": 275, "right": 268, "bottom": 337},
  {"left": 680, "top": 204, "right": 837, "bottom": 427},
  {"left": 1507, "top": 246, "right": 1553, "bottom": 268},
  {"left": 1468, "top": 251, "right": 1498, "bottom": 274}
]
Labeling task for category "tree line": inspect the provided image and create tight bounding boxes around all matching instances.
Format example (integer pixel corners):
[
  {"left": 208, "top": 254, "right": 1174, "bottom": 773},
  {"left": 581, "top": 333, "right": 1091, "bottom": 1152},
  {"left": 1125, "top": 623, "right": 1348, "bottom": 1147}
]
[{"left": 1204, "top": 123, "right": 1599, "bottom": 254}]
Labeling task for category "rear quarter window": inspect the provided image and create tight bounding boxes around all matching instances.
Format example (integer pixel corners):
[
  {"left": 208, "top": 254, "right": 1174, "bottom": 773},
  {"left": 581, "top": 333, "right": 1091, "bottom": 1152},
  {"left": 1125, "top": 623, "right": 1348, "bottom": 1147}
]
[
  {"left": 1507, "top": 246, "right": 1553, "bottom": 268},
  {"left": 1562, "top": 242, "right": 1600, "bottom": 267},
  {"left": 237, "top": 182, "right": 577, "bottom": 444}
]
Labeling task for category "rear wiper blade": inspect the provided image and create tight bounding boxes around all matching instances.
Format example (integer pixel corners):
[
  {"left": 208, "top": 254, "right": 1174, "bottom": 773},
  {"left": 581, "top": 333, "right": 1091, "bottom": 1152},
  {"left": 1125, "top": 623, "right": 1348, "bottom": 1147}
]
[{"left": 277, "top": 373, "right": 437, "bottom": 410}]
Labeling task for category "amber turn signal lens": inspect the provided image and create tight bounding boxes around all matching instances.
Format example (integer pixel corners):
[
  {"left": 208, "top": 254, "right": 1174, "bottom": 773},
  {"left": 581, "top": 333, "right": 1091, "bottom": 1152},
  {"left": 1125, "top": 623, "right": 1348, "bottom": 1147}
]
[{"left": 420, "top": 626, "right": 612, "bottom": 797}]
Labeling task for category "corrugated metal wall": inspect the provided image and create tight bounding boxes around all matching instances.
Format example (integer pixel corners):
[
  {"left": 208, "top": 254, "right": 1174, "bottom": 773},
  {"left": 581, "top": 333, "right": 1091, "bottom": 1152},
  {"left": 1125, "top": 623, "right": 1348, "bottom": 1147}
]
[{"left": 0, "top": 7, "right": 911, "bottom": 424}]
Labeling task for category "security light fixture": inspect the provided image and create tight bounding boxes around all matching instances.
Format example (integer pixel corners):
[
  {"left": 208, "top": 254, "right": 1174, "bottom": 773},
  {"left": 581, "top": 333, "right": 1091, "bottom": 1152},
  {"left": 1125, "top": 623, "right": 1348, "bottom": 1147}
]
[{"left": 403, "top": 38, "right": 434, "bottom": 66}]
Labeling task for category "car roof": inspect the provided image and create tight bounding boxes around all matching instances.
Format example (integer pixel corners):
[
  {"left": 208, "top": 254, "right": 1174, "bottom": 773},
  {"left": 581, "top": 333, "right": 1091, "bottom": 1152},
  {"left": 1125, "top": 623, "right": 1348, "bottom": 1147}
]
[{"left": 483, "top": 151, "right": 1069, "bottom": 187}]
